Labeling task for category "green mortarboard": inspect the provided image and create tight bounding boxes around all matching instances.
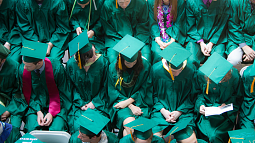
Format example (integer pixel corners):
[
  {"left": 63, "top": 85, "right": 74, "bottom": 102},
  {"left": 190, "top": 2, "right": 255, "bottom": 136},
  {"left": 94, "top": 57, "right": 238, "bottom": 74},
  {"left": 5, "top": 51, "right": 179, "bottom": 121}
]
[
  {"left": 159, "top": 42, "right": 191, "bottom": 69},
  {"left": 15, "top": 133, "right": 44, "bottom": 143},
  {"left": 21, "top": 41, "right": 47, "bottom": 63},
  {"left": 113, "top": 34, "right": 144, "bottom": 62},
  {"left": 68, "top": 30, "right": 91, "bottom": 56},
  {"left": 165, "top": 118, "right": 192, "bottom": 138},
  {"left": 78, "top": 108, "right": 110, "bottom": 136},
  {"left": 0, "top": 44, "right": 10, "bottom": 59},
  {"left": 228, "top": 129, "right": 255, "bottom": 143},
  {"left": 199, "top": 53, "right": 233, "bottom": 84},
  {"left": 124, "top": 117, "right": 157, "bottom": 140},
  {"left": 78, "top": 0, "right": 90, "bottom": 4},
  {"left": 0, "top": 104, "right": 6, "bottom": 116}
]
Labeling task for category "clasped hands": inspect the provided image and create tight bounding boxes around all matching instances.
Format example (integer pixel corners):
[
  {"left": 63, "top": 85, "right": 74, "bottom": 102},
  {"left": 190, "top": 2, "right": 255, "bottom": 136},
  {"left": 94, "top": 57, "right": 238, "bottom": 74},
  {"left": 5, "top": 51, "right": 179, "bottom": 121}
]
[
  {"left": 37, "top": 111, "right": 53, "bottom": 126},
  {"left": 114, "top": 98, "right": 143, "bottom": 116},
  {"left": 160, "top": 108, "right": 182, "bottom": 123},
  {"left": 155, "top": 37, "right": 175, "bottom": 50},
  {"left": 81, "top": 101, "right": 95, "bottom": 111},
  {"left": 200, "top": 41, "right": 213, "bottom": 56}
]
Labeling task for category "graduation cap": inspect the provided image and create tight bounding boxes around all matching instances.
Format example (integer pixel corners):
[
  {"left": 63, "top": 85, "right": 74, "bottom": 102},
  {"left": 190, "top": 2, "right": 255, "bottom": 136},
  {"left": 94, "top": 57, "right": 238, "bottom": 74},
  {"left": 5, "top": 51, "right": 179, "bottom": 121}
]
[
  {"left": 0, "top": 104, "right": 7, "bottom": 116},
  {"left": 228, "top": 129, "right": 255, "bottom": 143},
  {"left": 159, "top": 42, "right": 191, "bottom": 81},
  {"left": 68, "top": 31, "right": 91, "bottom": 69},
  {"left": 113, "top": 34, "right": 144, "bottom": 70},
  {"left": 78, "top": 0, "right": 90, "bottom": 4},
  {"left": 78, "top": 108, "right": 110, "bottom": 136},
  {"left": 21, "top": 41, "right": 47, "bottom": 63},
  {"left": 0, "top": 44, "right": 10, "bottom": 59},
  {"left": 15, "top": 133, "right": 44, "bottom": 143},
  {"left": 165, "top": 118, "right": 192, "bottom": 143},
  {"left": 199, "top": 52, "right": 233, "bottom": 94}
]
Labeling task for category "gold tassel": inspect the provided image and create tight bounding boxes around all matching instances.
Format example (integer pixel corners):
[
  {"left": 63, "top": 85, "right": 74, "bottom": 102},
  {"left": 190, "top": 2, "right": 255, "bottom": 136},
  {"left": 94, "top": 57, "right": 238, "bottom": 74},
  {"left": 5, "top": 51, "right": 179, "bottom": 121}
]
[
  {"left": 251, "top": 77, "right": 255, "bottom": 93},
  {"left": 118, "top": 53, "right": 122, "bottom": 70},
  {"left": 206, "top": 78, "right": 209, "bottom": 95},
  {"left": 116, "top": 0, "right": 118, "bottom": 8},
  {"left": 78, "top": 43, "right": 82, "bottom": 69},
  {"left": 169, "top": 63, "right": 174, "bottom": 81},
  {"left": 130, "top": 129, "right": 134, "bottom": 141},
  {"left": 228, "top": 138, "right": 231, "bottom": 143},
  {"left": 115, "top": 77, "right": 123, "bottom": 91},
  {"left": 168, "top": 136, "right": 171, "bottom": 143}
]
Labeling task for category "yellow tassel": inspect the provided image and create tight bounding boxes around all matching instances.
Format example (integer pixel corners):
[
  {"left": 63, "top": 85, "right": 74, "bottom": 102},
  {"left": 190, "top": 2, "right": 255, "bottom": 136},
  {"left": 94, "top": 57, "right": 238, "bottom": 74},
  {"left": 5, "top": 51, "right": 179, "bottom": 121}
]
[
  {"left": 169, "top": 64, "right": 174, "bottom": 81},
  {"left": 206, "top": 78, "right": 209, "bottom": 95},
  {"left": 228, "top": 138, "right": 231, "bottom": 143},
  {"left": 251, "top": 77, "right": 255, "bottom": 93},
  {"left": 118, "top": 53, "right": 122, "bottom": 70},
  {"left": 78, "top": 43, "right": 82, "bottom": 69},
  {"left": 115, "top": 77, "right": 123, "bottom": 91},
  {"left": 116, "top": 0, "right": 118, "bottom": 8},
  {"left": 168, "top": 136, "right": 171, "bottom": 143},
  {"left": 130, "top": 129, "right": 134, "bottom": 141}
]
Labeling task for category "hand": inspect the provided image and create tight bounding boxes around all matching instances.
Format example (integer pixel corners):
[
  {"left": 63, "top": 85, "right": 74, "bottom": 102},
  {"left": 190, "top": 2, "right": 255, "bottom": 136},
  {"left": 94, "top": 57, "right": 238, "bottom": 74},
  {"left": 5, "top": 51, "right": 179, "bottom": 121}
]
[
  {"left": 155, "top": 37, "right": 166, "bottom": 50},
  {"left": 218, "top": 103, "right": 226, "bottom": 108},
  {"left": 242, "top": 45, "right": 255, "bottom": 61},
  {"left": 199, "top": 105, "right": 206, "bottom": 115},
  {"left": 165, "top": 38, "right": 176, "bottom": 47},
  {"left": 43, "top": 113, "right": 53, "bottom": 126},
  {"left": 87, "top": 30, "right": 95, "bottom": 38},
  {"left": 37, "top": 111, "right": 44, "bottom": 126},
  {"left": 166, "top": 111, "right": 182, "bottom": 123},
  {"left": 4, "top": 42, "right": 10, "bottom": 50},
  {"left": 1, "top": 111, "right": 10, "bottom": 121},
  {"left": 114, "top": 98, "right": 134, "bottom": 109},
  {"left": 160, "top": 108, "right": 171, "bottom": 121},
  {"left": 84, "top": 102, "right": 95, "bottom": 110},
  {"left": 81, "top": 105, "right": 86, "bottom": 111},
  {"left": 129, "top": 104, "right": 143, "bottom": 116},
  {"left": 205, "top": 42, "right": 213, "bottom": 55},
  {"left": 200, "top": 42, "right": 210, "bottom": 56},
  {"left": 76, "top": 27, "right": 82, "bottom": 36},
  {"left": 46, "top": 42, "right": 53, "bottom": 56}
]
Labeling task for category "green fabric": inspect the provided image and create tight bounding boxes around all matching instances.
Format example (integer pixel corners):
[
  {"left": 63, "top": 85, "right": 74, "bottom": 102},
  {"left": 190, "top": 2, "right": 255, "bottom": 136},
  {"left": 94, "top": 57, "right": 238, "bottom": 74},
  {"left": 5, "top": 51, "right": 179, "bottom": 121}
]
[
  {"left": 6, "top": 126, "right": 22, "bottom": 143},
  {"left": 101, "top": 0, "right": 151, "bottom": 63},
  {"left": 107, "top": 59, "right": 153, "bottom": 137},
  {"left": 66, "top": 56, "right": 109, "bottom": 134},
  {"left": 69, "top": 130, "right": 119, "bottom": 143},
  {"left": 119, "top": 134, "right": 165, "bottom": 143},
  {"left": 16, "top": 133, "right": 44, "bottom": 143},
  {"left": 0, "top": 44, "right": 10, "bottom": 59},
  {"left": 16, "top": 0, "right": 70, "bottom": 60},
  {"left": 21, "top": 41, "right": 48, "bottom": 61},
  {"left": 17, "top": 58, "right": 72, "bottom": 132},
  {"left": 195, "top": 68, "right": 243, "bottom": 143},
  {"left": 68, "top": 31, "right": 90, "bottom": 56},
  {"left": 78, "top": 0, "right": 89, "bottom": 4},
  {"left": 67, "top": 0, "right": 105, "bottom": 53},
  {"left": 150, "top": 61, "right": 196, "bottom": 139},
  {"left": 228, "top": 129, "right": 255, "bottom": 143},
  {"left": 239, "top": 64, "right": 255, "bottom": 129},
  {"left": 227, "top": 0, "right": 255, "bottom": 55},
  {"left": 23, "top": 56, "right": 40, "bottom": 63}
]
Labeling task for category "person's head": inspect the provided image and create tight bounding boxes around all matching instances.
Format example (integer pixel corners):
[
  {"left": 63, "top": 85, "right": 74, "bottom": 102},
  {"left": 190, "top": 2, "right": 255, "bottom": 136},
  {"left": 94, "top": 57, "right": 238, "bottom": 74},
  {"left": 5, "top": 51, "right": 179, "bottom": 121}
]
[
  {"left": 77, "top": 129, "right": 102, "bottom": 142},
  {"left": 117, "top": 0, "right": 131, "bottom": 9},
  {"left": 133, "top": 133, "right": 153, "bottom": 143},
  {"left": 75, "top": 44, "right": 97, "bottom": 67},
  {"left": 251, "top": 0, "right": 255, "bottom": 4},
  {"left": 170, "top": 63, "right": 184, "bottom": 77},
  {"left": 0, "top": 44, "right": 10, "bottom": 67},
  {"left": 154, "top": 0, "right": 177, "bottom": 22},
  {"left": 23, "top": 59, "right": 43, "bottom": 72}
]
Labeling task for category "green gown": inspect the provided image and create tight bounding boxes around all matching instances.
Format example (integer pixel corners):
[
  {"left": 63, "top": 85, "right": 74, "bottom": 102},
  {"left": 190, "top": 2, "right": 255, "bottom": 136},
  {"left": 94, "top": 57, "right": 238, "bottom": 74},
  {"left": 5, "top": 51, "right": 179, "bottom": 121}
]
[
  {"left": 66, "top": 56, "right": 109, "bottom": 134},
  {"left": 195, "top": 68, "right": 243, "bottom": 143},
  {"left": 150, "top": 60, "right": 196, "bottom": 141},
  {"left": 227, "top": 0, "right": 255, "bottom": 55},
  {"left": 148, "top": 0, "right": 187, "bottom": 64},
  {"left": 69, "top": 130, "right": 119, "bottom": 143},
  {"left": 17, "top": 58, "right": 72, "bottom": 133},
  {"left": 186, "top": 0, "right": 230, "bottom": 68},
  {"left": 239, "top": 64, "right": 255, "bottom": 129},
  {"left": 100, "top": 0, "right": 151, "bottom": 63},
  {"left": 0, "top": 57, "right": 21, "bottom": 142},
  {"left": 119, "top": 134, "right": 165, "bottom": 143},
  {"left": 67, "top": 0, "right": 105, "bottom": 54},
  {"left": 107, "top": 59, "right": 153, "bottom": 138},
  {"left": 15, "top": 0, "right": 70, "bottom": 61}
]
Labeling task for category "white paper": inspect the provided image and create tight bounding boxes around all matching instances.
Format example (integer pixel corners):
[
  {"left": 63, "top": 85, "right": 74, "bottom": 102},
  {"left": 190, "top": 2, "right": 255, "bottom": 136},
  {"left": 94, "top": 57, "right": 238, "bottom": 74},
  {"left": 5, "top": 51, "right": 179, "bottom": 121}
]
[{"left": 205, "top": 103, "right": 233, "bottom": 116}]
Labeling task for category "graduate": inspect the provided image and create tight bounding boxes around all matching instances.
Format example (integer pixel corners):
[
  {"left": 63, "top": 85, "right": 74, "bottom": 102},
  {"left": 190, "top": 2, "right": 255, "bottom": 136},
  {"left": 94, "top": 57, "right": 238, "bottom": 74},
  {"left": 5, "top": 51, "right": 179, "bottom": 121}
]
[
  {"left": 150, "top": 42, "right": 197, "bottom": 143},
  {"left": 186, "top": 0, "right": 231, "bottom": 69},
  {"left": 238, "top": 62, "right": 255, "bottom": 129},
  {"left": 69, "top": 108, "right": 119, "bottom": 143},
  {"left": 148, "top": 0, "right": 187, "bottom": 64},
  {"left": 100, "top": 0, "right": 151, "bottom": 63},
  {"left": 227, "top": 0, "right": 255, "bottom": 66},
  {"left": 195, "top": 53, "right": 243, "bottom": 143},
  {"left": 67, "top": 0, "right": 105, "bottom": 54},
  {"left": 15, "top": 0, "right": 70, "bottom": 61},
  {"left": 0, "top": 104, "right": 12, "bottom": 143},
  {"left": 107, "top": 35, "right": 153, "bottom": 138},
  {"left": 66, "top": 32, "right": 109, "bottom": 134},
  {"left": 120, "top": 117, "right": 165, "bottom": 143},
  {"left": 17, "top": 41, "right": 72, "bottom": 133}
]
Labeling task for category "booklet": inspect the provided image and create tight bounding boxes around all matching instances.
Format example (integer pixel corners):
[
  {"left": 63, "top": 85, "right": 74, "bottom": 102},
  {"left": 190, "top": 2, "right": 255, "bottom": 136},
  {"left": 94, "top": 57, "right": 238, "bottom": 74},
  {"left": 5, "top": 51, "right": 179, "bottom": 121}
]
[{"left": 205, "top": 103, "right": 233, "bottom": 116}]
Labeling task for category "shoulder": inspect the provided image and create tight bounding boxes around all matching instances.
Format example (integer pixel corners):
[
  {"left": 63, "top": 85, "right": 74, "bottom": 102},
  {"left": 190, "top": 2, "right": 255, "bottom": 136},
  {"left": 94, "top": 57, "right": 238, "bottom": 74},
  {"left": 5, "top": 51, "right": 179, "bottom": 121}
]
[
  {"left": 102, "top": 0, "right": 114, "bottom": 9},
  {"left": 103, "top": 130, "right": 119, "bottom": 142},
  {"left": 142, "top": 58, "right": 151, "bottom": 71}
]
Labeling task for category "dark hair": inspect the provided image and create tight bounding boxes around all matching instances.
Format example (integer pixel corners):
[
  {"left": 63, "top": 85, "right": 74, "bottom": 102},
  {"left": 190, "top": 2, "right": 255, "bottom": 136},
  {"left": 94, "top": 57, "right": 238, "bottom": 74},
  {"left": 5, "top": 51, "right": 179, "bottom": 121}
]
[
  {"left": 75, "top": 48, "right": 93, "bottom": 67},
  {"left": 115, "top": 51, "right": 144, "bottom": 74},
  {"left": 87, "top": 130, "right": 102, "bottom": 139},
  {"left": 33, "top": 59, "right": 43, "bottom": 65},
  {"left": 154, "top": 0, "right": 177, "bottom": 22}
]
